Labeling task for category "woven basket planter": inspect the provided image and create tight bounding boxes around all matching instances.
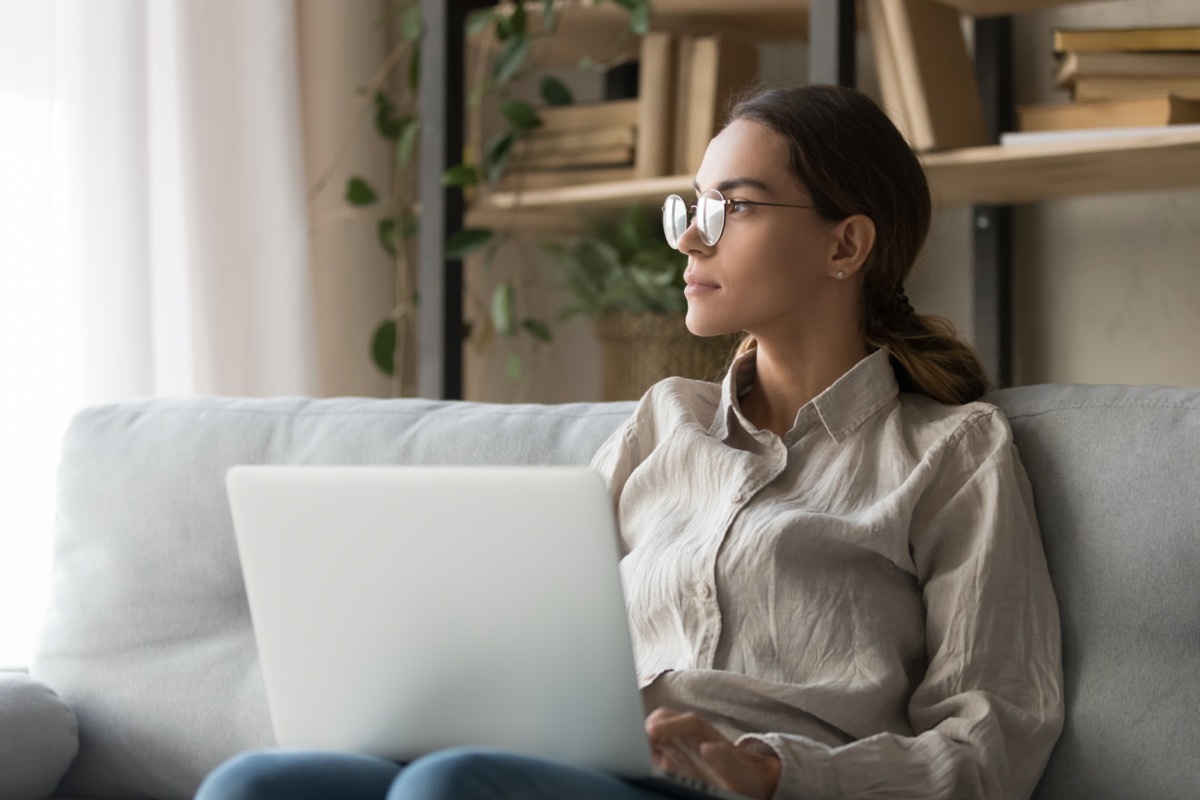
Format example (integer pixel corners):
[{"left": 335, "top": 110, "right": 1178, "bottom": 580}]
[{"left": 593, "top": 312, "right": 740, "bottom": 401}]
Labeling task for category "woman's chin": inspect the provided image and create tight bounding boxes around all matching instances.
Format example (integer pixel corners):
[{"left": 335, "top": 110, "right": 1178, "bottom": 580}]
[{"left": 684, "top": 312, "right": 734, "bottom": 339}]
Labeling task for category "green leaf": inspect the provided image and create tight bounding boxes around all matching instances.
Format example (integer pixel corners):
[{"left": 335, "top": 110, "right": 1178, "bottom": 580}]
[
  {"left": 378, "top": 218, "right": 397, "bottom": 257},
  {"left": 505, "top": 351, "right": 523, "bottom": 382},
  {"left": 396, "top": 118, "right": 419, "bottom": 169},
  {"left": 399, "top": 210, "right": 419, "bottom": 239},
  {"left": 400, "top": 4, "right": 422, "bottom": 41},
  {"left": 373, "top": 91, "right": 402, "bottom": 139},
  {"left": 506, "top": 1, "right": 525, "bottom": 36},
  {"left": 408, "top": 41, "right": 421, "bottom": 92},
  {"left": 371, "top": 319, "right": 397, "bottom": 376},
  {"left": 522, "top": 318, "right": 553, "bottom": 343},
  {"left": 499, "top": 99, "right": 542, "bottom": 132},
  {"left": 608, "top": 0, "right": 650, "bottom": 35},
  {"left": 493, "top": 35, "right": 531, "bottom": 85},
  {"left": 540, "top": 75, "right": 573, "bottom": 106},
  {"left": 542, "top": 0, "right": 559, "bottom": 33},
  {"left": 495, "top": 13, "right": 512, "bottom": 41},
  {"left": 491, "top": 281, "right": 516, "bottom": 336},
  {"left": 485, "top": 131, "right": 515, "bottom": 183},
  {"left": 446, "top": 227, "right": 494, "bottom": 259},
  {"left": 465, "top": 7, "right": 495, "bottom": 36},
  {"left": 442, "top": 164, "right": 479, "bottom": 187},
  {"left": 345, "top": 177, "right": 378, "bottom": 206}
]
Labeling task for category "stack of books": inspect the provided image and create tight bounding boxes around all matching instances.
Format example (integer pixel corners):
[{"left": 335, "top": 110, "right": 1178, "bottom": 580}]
[
  {"left": 1017, "top": 25, "right": 1200, "bottom": 134},
  {"left": 499, "top": 30, "right": 759, "bottom": 191},
  {"left": 503, "top": 100, "right": 640, "bottom": 191}
]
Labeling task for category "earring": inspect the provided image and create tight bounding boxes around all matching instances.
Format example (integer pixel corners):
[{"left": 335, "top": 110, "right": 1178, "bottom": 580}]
[{"left": 836, "top": 271, "right": 845, "bottom": 279}]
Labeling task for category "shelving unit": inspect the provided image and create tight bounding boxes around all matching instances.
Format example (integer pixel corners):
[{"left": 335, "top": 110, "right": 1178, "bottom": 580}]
[
  {"left": 418, "top": 0, "right": 1198, "bottom": 399},
  {"left": 472, "top": 126, "right": 1200, "bottom": 212}
]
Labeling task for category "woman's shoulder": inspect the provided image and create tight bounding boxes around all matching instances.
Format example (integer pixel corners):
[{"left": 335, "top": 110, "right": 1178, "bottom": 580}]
[
  {"left": 626, "top": 376, "right": 723, "bottom": 434},
  {"left": 893, "top": 392, "right": 1015, "bottom": 452}
]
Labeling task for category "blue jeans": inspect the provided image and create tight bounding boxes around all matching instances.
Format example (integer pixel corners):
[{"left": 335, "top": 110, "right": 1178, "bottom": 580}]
[{"left": 196, "top": 747, "right": 677, "bottom": 800}]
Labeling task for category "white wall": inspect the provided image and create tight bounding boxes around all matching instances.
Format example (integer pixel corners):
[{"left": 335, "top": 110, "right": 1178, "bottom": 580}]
[{"left": 297, "top": 0, "right": 395, "bottom": 398}]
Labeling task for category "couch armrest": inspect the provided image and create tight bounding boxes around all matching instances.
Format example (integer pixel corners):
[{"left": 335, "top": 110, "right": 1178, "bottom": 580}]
[{"left": 0, "top": 672, "right": 78, "bottom": 800}]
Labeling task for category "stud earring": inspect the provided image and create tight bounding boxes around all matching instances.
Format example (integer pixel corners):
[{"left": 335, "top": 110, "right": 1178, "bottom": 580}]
[{"left": 836, "top": 271, "right": 845, "bottom": 279}]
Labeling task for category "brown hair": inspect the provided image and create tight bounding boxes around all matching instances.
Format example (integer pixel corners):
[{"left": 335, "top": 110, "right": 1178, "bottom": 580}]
[{"left": 725, "top": 84, "right": 990, "bottom": 405}]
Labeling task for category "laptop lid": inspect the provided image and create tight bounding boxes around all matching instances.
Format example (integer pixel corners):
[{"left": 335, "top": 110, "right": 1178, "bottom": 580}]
[{"left": 226, "top": 465, "right": 655, "bottom": 777}]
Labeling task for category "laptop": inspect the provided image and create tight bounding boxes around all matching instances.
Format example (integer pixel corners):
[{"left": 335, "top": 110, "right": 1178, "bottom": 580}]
[{"left": 226, "top": 465, "right": 751, "bottom": 800}]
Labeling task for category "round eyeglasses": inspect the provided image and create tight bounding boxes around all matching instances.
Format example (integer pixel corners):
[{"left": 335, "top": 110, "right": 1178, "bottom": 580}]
[{"left": 662, "top": 189, "right": 821, "bottom": 248}]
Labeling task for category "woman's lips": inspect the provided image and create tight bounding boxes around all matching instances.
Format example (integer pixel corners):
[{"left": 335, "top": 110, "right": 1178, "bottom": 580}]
[{"left": 684, "top": 276, "right": 720, "bottom": 296}]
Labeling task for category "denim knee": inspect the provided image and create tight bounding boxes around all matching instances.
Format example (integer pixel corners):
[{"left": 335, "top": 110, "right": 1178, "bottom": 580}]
[
  {"left": 196, "top": 748, "right": 400, "bottom": 800},
  {"left": 388, "top": 748, "right": 516, "bottom": 800},
  {"left": 196, "top": 750, "right": 287, "bottom": 800}
]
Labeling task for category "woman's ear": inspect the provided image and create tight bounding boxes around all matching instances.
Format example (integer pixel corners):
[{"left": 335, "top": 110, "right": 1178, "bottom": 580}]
[{"left": 828, "top": 214, "right": 876, "bottom": 280}]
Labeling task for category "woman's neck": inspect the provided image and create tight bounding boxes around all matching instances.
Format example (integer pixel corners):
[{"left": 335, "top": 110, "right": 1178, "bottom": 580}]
[{"left": 740, "top": 338, "right": 870, "bottom": 438}]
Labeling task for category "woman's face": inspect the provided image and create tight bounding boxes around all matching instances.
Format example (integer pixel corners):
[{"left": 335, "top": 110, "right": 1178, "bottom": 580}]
[{"left": 678, "top": 119, "right": 838, "bottom": 342}]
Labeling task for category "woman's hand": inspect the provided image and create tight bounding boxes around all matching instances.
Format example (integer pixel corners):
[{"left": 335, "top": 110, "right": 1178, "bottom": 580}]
[{"left": 645, "top": 707, "right": 781, "bottom": 800}]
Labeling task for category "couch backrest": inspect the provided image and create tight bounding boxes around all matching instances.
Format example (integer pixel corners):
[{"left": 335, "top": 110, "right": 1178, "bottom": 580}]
[
  {"left": 29, "top": 386, "right": 1200, "bottom": 800},
  {"left": 31, "top": 397, "right": 635, "bottom": 800},
  {"left": 990, "top": 384, "right": 1200, "bottom": 800}
]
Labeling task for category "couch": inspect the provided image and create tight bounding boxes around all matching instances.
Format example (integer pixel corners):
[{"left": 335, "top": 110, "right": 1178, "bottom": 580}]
[{"left": 2, "top": 383, "right": 1198, "bottom": 800}]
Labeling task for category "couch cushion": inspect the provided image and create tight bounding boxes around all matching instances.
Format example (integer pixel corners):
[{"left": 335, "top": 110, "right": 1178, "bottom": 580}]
[
  {"left": 989, "top": 384, "right": 1200, "bottom": 800},
  {"left": 0, "top": 672, "right": 78, "bottom": 800},
  {"left": 30, "top": 397, "right": 634, "bottom": 800}
]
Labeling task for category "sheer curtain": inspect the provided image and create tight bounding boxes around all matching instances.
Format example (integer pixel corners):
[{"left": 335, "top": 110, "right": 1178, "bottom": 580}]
[{"left": 0, "top": 0, "right": 318, "bottom": 667}]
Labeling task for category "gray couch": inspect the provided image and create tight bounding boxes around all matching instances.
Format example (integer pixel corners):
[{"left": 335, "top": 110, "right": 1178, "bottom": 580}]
[{"left": 3, "top": 384, "right": 1198, "bottom": 800}]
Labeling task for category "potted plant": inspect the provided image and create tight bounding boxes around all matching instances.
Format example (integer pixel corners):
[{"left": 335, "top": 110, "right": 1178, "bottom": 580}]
[{"left": 546, "top": 205, "right": 739, "bottom": 400}]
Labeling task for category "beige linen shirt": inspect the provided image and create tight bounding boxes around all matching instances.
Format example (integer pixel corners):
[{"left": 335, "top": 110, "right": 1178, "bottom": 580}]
[{"left": 590, "top": 347, "right": 1063, "bottom": 800}]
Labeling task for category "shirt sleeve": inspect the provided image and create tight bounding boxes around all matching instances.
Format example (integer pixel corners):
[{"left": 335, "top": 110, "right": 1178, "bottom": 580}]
[{"left": 739, "top": 408, "right": 1064, "bottom": 800}]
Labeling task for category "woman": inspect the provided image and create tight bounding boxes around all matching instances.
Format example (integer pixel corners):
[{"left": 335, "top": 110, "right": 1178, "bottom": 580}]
[{"left": 198, "top": 84, "right": 1063, "bottom": 800}]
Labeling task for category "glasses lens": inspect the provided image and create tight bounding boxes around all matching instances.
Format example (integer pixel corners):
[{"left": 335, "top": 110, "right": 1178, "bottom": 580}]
[
  {"left": 662, "top": 195, "right": 687, "bottom": 248},
  {"left": 696, "top": 189, "right": 725, "bottom": 246}
]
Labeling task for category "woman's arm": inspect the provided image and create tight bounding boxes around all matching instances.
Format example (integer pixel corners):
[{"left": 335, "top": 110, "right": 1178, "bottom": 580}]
[{"left": 739, "top": 410, "right": 1064, "bottom": 799}]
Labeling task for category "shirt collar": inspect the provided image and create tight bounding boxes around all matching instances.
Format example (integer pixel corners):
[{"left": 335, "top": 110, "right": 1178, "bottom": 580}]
[{"left": 708, "top": 347, "right": 900, "bottom": 446}]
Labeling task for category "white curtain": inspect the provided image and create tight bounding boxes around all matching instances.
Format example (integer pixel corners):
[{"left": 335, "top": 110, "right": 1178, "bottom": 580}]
[{"left": 0, "top": 0, "right": 318, "bottom": 667}]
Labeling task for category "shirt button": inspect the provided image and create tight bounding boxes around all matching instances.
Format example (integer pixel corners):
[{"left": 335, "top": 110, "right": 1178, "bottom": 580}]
[
  {"left": 697, "top": 582, "right": 713, "bottom": 599},
  {"left": 731, "top": 492, "right": 745, "bottom": 504}
]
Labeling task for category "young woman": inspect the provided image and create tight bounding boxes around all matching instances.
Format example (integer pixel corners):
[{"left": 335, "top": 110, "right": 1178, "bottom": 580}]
[{"left": 198, "top": 84, "right": 1063, "bottom": 800}]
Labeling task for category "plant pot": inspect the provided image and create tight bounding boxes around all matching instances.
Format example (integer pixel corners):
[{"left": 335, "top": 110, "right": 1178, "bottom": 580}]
[{"left": 593, "top": 312, "right": 741, "bottom": 401}]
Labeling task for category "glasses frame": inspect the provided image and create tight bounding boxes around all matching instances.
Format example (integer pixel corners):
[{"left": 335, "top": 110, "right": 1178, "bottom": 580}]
[{"left": 662, "top": 189, "right": 822, "bottom": 248}]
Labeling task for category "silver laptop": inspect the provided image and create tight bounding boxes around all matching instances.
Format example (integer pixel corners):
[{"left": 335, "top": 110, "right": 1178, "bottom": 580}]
[{"left": 226, "top": 465, "right": 750, "bottom": 800}]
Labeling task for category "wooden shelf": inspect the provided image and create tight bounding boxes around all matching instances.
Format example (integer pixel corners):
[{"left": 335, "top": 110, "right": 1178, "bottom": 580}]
[
  {"left": 470, "top": 130, "right": 1200, "bottom": 220},
  {"left": 924, "top": 128, "right": 1200, "bottom": 205}
]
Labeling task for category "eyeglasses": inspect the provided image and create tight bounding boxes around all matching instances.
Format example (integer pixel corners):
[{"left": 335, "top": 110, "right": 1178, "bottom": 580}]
[{"left": 662, "top": 188, "right": 821, "bottom": 248}]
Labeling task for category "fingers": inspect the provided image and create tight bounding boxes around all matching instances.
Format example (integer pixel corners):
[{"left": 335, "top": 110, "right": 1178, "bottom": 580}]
[{"left": 643, "top": 709, "right": 782, "bottom": 800}]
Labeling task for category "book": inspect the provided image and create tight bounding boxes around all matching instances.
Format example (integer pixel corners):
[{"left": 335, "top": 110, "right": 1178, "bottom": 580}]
[
  {"left": 517, "top": 126, "right": 637, "bottom": 159},
  {"left": 999, "top": 123, "right": 1200, "bottom": 147},
  {"left": 498, "top": 165, "right": 637, "bottom": 192},
  {"left": 865, "top": 0, "right": 914, "bottom": 144},
  {"left": 672, "top": 34, "right": 759, "bottom": 174},
  {"left": 536, "top": 100, "right": 640, "bottom": 133},
  {"left": 509, "top": 144, "right": 634, "bottom": 170},
  {"left": 1054, "top": 51, "right": 1200, "bottom": 88},
  {"left": 871, "top": 0, "right": 989, "bottom": 151},
  {"left": 1053, "top": 26, "right": 1200, "bottom": 55},
  {"left": 1017, "top": 94, "right": 1200, "bottom": 132},
  {"left": 1073, "top": 76, "right": 1200, "bottom": 102},
  {"left": 635, "top": 32, "right": 676, "bottom": 178}
]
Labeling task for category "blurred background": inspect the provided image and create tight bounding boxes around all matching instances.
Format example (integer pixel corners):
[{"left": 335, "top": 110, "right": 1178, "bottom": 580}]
[{"left": 1, "top": 0, "right": 1197, "bottom": 666}]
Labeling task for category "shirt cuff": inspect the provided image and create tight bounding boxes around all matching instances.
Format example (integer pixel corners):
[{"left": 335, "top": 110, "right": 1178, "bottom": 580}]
[{"left": 736, "top": 732, "right": 840, "bottom": 800}]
